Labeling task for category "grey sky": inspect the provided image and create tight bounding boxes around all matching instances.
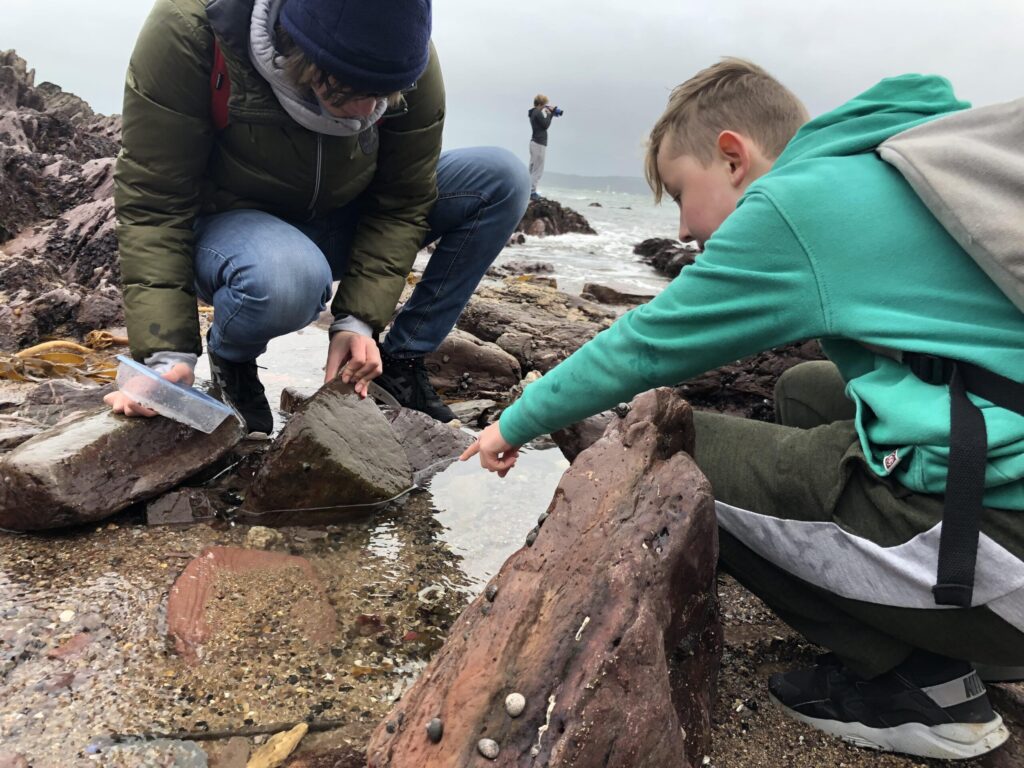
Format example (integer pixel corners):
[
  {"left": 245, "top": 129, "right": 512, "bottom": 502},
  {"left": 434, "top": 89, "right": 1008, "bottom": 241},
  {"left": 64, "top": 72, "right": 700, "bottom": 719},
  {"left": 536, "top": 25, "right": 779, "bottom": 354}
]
[{"left": 4, "top": 0, "right": 1022, "bottom": 177}]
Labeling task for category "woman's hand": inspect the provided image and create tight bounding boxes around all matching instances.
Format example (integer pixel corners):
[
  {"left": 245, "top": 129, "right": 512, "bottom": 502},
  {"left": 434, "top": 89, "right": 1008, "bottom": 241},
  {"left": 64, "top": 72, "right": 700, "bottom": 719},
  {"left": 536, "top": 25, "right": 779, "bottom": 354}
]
[
  {"left": 460, "top": 421, "right": 521, "bottom": 477},
  {"left": 103, "top": 362, "right": 195, "bottom": 417},
  {"left": 324, "top": 331, "right": 383, "bottom": 397}
]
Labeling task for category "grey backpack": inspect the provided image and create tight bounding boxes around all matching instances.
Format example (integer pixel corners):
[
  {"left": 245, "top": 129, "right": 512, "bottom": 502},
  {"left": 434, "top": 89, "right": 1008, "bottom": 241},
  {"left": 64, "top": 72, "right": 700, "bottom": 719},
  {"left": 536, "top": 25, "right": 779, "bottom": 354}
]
[
  {"left": 878, "top": 97, "right": 1024, "bottom": 312},
  {"left": 875, "top": 100, "right": 1024, "bottom": 607}
]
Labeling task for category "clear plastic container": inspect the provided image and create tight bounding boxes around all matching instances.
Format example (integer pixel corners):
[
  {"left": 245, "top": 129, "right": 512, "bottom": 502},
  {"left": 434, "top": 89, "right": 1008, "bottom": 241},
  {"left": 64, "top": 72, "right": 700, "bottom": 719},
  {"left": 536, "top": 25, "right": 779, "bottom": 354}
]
[{"left": 115, "top": 355, "right": 236, "bottom": 433}]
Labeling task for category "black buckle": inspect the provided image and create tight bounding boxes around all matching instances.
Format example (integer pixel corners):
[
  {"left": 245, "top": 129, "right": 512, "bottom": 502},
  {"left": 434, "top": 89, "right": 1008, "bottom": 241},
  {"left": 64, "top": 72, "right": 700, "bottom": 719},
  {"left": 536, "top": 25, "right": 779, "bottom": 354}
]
[{"left": 906, "top": 353, "right": 954, "bottom": 385}]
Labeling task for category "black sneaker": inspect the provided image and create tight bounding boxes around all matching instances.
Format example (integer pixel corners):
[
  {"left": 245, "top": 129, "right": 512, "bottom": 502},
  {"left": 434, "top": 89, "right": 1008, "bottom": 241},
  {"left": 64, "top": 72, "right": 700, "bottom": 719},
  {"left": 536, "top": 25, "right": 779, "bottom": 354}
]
[
  {"left": 768, "top": 651, "right": 1009, "bottom": 760},
  {"left": 207, "top": 348, "right": 273, "bottom": 434},
  {"left": 374, "top": 353, "right": 456, "bottom": 422}
]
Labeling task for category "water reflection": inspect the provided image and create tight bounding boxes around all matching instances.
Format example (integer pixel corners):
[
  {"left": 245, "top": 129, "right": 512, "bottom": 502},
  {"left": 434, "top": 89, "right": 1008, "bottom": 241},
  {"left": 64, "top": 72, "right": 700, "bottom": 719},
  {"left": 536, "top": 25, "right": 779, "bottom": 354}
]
[{"left": 426, "top": 445, "right": 569, "bottom": 589}]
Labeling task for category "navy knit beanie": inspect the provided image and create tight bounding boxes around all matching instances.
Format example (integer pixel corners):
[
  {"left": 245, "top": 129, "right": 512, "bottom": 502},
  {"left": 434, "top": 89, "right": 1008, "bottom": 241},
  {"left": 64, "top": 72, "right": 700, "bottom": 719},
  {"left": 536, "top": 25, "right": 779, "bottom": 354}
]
[{"left": 280, "top": 0, "right": 432, "bottom": 94}]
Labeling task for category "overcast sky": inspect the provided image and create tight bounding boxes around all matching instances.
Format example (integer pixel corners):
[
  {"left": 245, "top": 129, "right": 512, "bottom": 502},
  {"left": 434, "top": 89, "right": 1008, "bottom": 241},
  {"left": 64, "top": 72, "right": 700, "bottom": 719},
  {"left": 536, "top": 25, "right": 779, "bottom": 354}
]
[{"left": 4, "top": 0, "right": 1022, "bottom": 177}]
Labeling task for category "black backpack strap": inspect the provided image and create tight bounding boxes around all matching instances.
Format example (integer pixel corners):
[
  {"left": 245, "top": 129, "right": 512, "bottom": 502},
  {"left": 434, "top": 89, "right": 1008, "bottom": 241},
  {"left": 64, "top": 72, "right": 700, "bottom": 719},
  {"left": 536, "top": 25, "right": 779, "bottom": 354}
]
[{"left": 905, "top": 353, "right": 1024, "bottom": 607}]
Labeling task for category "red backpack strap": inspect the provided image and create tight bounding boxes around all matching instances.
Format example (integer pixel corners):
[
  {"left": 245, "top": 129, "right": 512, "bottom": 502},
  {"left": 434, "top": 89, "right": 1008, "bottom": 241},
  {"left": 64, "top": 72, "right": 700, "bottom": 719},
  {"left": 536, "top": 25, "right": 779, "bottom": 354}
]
[{"left": 210, "top": 39, "right": 230, "bottom": 131}]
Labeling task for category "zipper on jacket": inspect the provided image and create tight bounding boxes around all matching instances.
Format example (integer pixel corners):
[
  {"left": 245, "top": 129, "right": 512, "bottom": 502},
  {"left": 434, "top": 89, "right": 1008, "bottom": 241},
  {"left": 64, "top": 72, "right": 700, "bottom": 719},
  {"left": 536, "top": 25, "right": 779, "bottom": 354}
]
[{"left": 307, "top": 135, "right": 323, "bottom": 213}]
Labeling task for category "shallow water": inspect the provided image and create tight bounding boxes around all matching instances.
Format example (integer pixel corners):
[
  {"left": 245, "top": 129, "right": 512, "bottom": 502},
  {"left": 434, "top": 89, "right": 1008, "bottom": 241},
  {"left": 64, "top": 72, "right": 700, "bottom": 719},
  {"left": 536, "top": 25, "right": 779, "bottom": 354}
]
[
  {"left": 1, "top": 333, "right": 568, "bottom": 767},
  {"left": 0, "top": 461, "right": 566, "bottom": 766}
]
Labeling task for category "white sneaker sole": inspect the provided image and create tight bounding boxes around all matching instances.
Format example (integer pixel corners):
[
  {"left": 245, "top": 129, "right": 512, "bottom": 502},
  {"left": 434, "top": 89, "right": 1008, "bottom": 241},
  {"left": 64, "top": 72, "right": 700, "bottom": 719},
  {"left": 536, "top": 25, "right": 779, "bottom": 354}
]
[{"left": 769, "top": 693, "right": 1010, "bottom": 760}]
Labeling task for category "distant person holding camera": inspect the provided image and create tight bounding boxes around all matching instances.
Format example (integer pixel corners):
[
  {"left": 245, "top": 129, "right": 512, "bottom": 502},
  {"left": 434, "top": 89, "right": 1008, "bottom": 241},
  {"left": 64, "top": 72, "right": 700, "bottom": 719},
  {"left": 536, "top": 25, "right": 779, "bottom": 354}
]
[{"left": 527, "top": 94, "right": 562, "bottom": 200}]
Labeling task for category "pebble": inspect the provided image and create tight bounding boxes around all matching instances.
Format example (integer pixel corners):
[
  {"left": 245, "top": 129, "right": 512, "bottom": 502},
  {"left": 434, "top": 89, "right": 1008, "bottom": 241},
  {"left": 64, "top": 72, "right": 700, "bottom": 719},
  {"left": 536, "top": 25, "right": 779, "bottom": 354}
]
[
  {"left": 484, "top": 583, "right": 498, "bottom": 602},
  {"left": 245, "top": 526, "right": 284, "bottom": 550},
  {"left": 525, "top": 527, "right": 539, "bottom": 547},
  {"left": 58, "top": 610, "right": 75, "bottom": 623},
  {"left": 537, "top": 512, "right": 548, "bottom": 526},
  {"left": 426, "top": 717, "right": 444, "bottom": 743},
  {"left": 477, "top": 738, "right": 500, "bottom": 759},
  {"left": 505, "top": 692, "right": 526, "bottom": 717},
  {"left": 417, "top": 585, "right": 445, "bottom": 606}
]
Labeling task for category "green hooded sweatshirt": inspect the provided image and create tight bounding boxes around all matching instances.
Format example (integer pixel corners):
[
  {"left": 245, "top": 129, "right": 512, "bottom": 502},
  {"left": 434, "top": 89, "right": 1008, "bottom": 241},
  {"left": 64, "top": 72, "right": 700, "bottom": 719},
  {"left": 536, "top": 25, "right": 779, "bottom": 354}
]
[{"left": 499, "top": 75, "right": 1024, "bottom": 511}]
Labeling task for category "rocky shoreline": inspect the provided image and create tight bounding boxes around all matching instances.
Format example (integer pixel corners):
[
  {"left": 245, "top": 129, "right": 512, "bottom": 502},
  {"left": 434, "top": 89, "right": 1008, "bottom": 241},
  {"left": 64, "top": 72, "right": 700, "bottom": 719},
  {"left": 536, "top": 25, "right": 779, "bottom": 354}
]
[{"left": 2, "top": 51, "right": 1021, "bottom": 768}]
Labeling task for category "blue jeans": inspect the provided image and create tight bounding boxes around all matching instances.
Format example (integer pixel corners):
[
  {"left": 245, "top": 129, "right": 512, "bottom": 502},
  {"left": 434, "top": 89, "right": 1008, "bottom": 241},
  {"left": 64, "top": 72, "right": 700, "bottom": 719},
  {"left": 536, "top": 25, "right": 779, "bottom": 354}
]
[{"left": 194, "top": 146, "right": 530, "bottom": 362}]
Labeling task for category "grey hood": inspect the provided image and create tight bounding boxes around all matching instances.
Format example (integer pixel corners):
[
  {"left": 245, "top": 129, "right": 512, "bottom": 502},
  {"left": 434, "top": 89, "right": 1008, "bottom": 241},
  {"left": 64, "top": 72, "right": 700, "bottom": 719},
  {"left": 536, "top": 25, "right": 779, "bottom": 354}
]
[{"left": 878, "top": 98, "right": 1024, "bottom": 312}]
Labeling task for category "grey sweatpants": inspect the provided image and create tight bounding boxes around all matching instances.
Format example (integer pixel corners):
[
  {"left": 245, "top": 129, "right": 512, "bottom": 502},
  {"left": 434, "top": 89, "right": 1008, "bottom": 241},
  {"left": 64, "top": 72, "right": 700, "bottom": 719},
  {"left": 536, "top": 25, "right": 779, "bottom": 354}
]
[
  {"left": 693, "top": 360, "right": 1024, "bottom": 677},
  {"left": 528, "top": 141, "right": 546, "bottom": 193}
]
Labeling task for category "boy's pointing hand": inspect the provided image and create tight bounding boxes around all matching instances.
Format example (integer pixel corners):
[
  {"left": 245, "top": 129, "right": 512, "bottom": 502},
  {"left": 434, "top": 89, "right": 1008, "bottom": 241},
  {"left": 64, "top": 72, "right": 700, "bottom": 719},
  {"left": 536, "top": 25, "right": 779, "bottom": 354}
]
[{"left": 460, "top": 421, "right": 521, "bottom": 478}]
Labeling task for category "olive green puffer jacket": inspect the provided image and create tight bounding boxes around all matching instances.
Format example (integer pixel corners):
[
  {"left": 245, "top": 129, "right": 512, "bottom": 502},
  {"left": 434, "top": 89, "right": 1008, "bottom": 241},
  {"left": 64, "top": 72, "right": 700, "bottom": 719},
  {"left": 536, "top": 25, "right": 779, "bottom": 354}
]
[{"left": 114, "top": 0, "right": 445, "bottom": 361}]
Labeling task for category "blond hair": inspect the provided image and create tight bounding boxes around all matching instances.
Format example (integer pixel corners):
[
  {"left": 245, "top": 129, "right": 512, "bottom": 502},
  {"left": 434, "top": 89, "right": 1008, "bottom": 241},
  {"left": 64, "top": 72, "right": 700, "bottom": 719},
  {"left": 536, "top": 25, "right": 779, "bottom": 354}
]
[
  {"left": 533, "top": 93, "right": 549, "bottom": 107},
  {"left": 645, "top": 58, "right": 808, "bottom": 202}
]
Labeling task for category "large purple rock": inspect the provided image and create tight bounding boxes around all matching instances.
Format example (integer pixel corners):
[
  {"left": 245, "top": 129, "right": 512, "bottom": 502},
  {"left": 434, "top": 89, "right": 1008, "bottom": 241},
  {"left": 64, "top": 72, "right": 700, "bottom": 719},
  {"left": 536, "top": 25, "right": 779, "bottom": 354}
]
[{"left": 367, "top": 388, "right": 722, "bottom": 767}]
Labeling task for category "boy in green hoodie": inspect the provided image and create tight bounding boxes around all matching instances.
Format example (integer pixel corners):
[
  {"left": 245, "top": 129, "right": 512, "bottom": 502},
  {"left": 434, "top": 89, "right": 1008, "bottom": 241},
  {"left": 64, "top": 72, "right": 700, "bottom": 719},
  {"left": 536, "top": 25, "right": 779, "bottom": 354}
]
[{"left": 462, "top": 59, "right": 1024, "bottom": 760}]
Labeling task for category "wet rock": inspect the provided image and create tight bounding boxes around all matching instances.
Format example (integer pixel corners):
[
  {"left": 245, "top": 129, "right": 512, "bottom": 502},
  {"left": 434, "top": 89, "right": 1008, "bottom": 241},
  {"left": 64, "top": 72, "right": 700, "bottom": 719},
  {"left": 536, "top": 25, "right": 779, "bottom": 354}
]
[
  {"left": 146, "top": 489, "right": 216, "bottom": 526},
  {"left": 0, "top": 409, "right": 245, "bottom": 530},
  {"left": 424, "top": 329, "right": 521, "bottom": 397},
  {"left": 15, "top": 379, "right": 112, "bottom": 426},
  {"left": 279, "top": 385, "right": 316, "bottom": 414},
  {"left": 0, "top": 415, "right": 43, "bottom": 451},
  {"left": 551, "top": 410, "right": 616, "bottom": 463},
  {"left": 516, "top": 198, "right": 596, "bottom": 237},
  {"left": 384, "top": 407, "right": 473, "bottom": 484},
  {"left": 367, "top": 388, "right": 722, "bottom": 767},
  {"left": 512, "top": 274, "right": 558, "bottom": 289},
  {"left": 580, "top": 282, "right": 656, "bottom": 306},
  {"left": 167, "top": 547, "right": 336, "bottom": 659},
  {"left": 239, "top": 380, "right": 412, "bottom": 525},
  {"left": 448, "top": 399, "right": 497, "bottom": 426},
  {"left": 457, "top": 280, "right": 615, "bottom": 374},
  {"left": 675, "top": 339, "right": 825, "bottom": 422},
  {"left": 633, "top": 237, "right": 699, "bottom": 279},
  {"left": 486, "top": 260, "right": 555, "bottom": 278}
]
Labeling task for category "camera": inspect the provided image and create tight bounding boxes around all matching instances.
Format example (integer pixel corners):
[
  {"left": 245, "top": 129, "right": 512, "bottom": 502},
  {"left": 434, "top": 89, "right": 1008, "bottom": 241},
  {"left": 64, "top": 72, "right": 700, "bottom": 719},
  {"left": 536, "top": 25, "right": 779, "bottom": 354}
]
[{"left": 551, "top": 106, "right": 564, "bottom": 117}]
